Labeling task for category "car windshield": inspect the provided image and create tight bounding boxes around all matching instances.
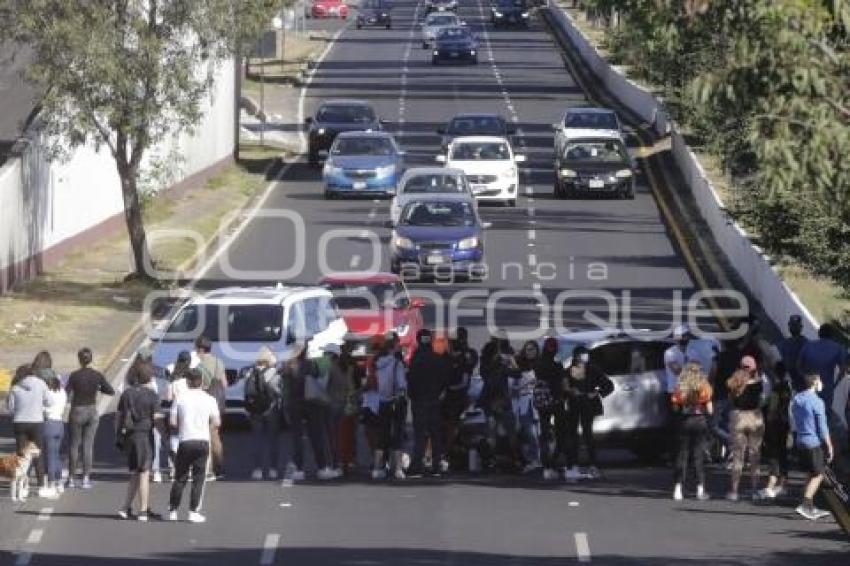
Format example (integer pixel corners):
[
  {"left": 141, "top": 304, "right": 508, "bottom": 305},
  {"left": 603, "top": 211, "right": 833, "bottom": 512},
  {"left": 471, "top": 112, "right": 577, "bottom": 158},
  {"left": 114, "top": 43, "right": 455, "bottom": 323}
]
[
  {"left": 364, "top": 0, "right": 388, "bottom": 8},
  {"left": 563, "top": 140, "right": 629, "bottom": 164},
  {"left": 163, "top": 304, "right": 283, "bottom": 342},
  {"left": 402, "top": 173, "right": 465, "bottom": 194},
  {"left": 447, "top": 116, "right": 504, "bottom": 136},
  {"left": 326, "top": 281, "right": 407, "bottom": 310},
  {"left": 400, "top": 201, "right": 476, "bottom": 226},
  {"left": 437, "top": 26, "right": 469, "bottom": 40},
  {"left": 316, "top": 104, "right": 376, "bottom": 124},
  {"left": 428, "top": 14, "right": 456, "bottom": 25},
  {"left": 497, "top": 0, "right": 526, "bottom": 7},
  {"left": 332, "top": 137, "right": 394, "bottom": 156},
  {"left": 451, "top": 141, "right": 510, "bottom": 161},
  {"left": 564, "top": 110, "right": 618, "bottom": 130}
]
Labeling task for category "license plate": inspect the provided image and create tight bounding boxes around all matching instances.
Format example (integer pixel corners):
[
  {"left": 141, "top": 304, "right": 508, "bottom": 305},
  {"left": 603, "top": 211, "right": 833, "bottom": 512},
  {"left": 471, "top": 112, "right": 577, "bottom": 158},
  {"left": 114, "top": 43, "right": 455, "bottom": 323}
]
[
  {"left": 368, "top": 18, "right": 376, "bottom": 22},
  {"left": 426, "top": 254, "right": 446, "bottom": 265},
  {"left": 589, "top": 179, "right": 605, "bottom": 189},
  {"left": 353, "top": 181, "right": 367, "bottom": 190},
  {"left": 472, "top": 184, "right": 487, "bottom": 193},
  {"left": 450, "top": 52, "right": 459, "bottom": 57}
]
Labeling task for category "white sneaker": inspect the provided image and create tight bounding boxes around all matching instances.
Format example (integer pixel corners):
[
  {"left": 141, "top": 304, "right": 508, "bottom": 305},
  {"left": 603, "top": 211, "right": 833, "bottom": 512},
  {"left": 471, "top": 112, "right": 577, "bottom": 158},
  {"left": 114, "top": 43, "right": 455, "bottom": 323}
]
[
  {"left": 726, "top": 492, "right": 739, "bottom": 502},
  {"left": 331, "top": 468, "right": 343, "bottom": 479},
  {"left": 38, "top": 486, "right": 58, "bottom": 499},
  {"left": 696, "top": 485, "right": 710, "bottom": 501},
  {"left": 152, "top": 471, "right": 163, "bottom": 484},
  {"left": 796, "top": 505, "right": 830, "bottom": 521},
  {"left": 673, "top": 483, "right": 683, "bottom": 501},
  {"left": 65, "top": 478, "right": 77, "bottom": 490},
  {"left": 269, "top": 469, "right": 279, "bottom": 480},
  {"left": 251, "top": 468, "right": 263, "bottom": 481},
  {"left": 54, "top": 482, "right": 64, "bottom": 495},
  {"left": 393, "top": 468, "right": 406, "bottom": 480},
  {"left": 371, "top": 468, "right": 387, "bottom": 480},
  {"left": 81, "top": 477, "right": 93, "bottom": 489},
  {"left": 290, "top": 470, "right": 306, "bottom": 482},
  {"left": 564, "top": 467, "right": 583, "bottom": 482},
  {"left": 439, "top": 459, "right": 450, "bottom": 474},
  {"left": 317, "top": 467, "right": 336, "bottom": 481},
  {"left": 188, "top": 511, "right": 207, "bottom": 524},
  {"left": 543, "top": 468, "right": 559, "bottom": 481},
  {"left": 168, "top": 510, "right": 179, "bottom": 522}
]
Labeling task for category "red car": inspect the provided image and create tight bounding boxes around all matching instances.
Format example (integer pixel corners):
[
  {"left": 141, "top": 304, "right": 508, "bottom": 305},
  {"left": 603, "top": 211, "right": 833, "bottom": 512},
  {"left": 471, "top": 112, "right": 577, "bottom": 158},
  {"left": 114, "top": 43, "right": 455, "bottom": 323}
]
[
  {"left": 311, "top": 0, "right": 350, "bottom": 19},
  {"left": 320, "top": 272, "right": 426, "bottom": 363}
]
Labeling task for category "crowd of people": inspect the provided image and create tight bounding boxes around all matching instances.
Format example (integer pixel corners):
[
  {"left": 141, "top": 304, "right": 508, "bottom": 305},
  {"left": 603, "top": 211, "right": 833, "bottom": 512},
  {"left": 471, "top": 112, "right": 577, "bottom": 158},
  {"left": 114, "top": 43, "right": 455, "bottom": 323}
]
[{"left": 5, "top": 313, "right": 849, "bottom": 525}]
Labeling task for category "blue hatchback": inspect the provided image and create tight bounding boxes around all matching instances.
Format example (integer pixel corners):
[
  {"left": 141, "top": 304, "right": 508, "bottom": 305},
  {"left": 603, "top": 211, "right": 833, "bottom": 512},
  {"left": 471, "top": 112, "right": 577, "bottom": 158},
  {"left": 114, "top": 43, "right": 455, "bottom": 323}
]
[
  {"left": 390, "top": 194, "right": 488, "bottom": 280},
  {"left": 323, "top": 131, "right": 405, "bottom": 199}
]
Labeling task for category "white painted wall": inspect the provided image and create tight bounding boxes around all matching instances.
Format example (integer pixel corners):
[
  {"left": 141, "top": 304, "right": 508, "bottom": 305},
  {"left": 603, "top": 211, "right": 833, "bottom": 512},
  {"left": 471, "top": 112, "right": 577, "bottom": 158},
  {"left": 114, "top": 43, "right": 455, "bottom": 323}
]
[{"left": 0, "top": 58, "right": 235, "bottom": 276}]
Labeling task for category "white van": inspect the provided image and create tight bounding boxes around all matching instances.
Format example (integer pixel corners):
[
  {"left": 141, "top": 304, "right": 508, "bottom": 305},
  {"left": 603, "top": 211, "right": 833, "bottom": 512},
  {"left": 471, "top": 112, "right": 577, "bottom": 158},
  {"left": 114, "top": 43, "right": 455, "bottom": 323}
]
[{"left": 150, "top": 286, "right": 348, "bottom": 417}]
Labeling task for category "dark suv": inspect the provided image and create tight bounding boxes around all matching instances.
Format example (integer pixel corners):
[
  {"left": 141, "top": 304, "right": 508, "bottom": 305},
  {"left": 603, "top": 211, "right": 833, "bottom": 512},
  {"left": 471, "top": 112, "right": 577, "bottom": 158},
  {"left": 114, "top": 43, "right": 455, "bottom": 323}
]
[
  {"left": 491, "top": 0, "right": 530, "bottom": 27},
  {"left": 357, "top": 0, "right": 392, "bottom": 29},
  {"left": 305, "top": 100, "right": 384, "bottom": 167}
]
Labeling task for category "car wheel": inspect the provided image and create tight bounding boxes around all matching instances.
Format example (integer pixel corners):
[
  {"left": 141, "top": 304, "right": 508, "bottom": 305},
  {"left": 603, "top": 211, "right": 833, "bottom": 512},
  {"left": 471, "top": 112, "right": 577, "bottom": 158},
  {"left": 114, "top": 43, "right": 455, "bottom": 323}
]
[
  {"left": 554, "top": 181, "right": 563, "bottom": 198},
  {"left": 356, "top": 22, "right": 362, "bottom": 29},
  {"left": 386, "top": 22, "right": 392, "bottom": 29}
]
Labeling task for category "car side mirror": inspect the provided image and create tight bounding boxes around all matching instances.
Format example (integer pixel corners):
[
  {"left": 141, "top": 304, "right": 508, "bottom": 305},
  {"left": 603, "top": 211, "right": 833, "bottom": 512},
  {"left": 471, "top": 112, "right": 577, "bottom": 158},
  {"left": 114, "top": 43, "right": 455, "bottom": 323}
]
[
  {"left": 410, "top": 297, "right": 427, "bottom": 309},
  {"left": 514, "top": 154, "right": 527, "bottom": 163},
  {"left": 147, "top": 327, "right": 165, "bottom": 341},
  {"left": 397, "top": 150, "right": 407, "bottom": 156},
  {"left": 435, "top": 154, "right": 447, "bottom": 163}
]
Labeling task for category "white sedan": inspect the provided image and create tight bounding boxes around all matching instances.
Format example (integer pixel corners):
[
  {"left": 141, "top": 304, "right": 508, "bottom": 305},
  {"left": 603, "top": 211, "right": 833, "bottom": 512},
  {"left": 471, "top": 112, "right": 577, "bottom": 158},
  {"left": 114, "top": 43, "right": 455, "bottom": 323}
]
[
  {"left": 421, "top": 12, "right": 464, "bottom": 49},
  {"left": 436, "top": 136, "right": 525, "bottom": 207},
  {"left": 390, "top": 167, "right": 472, "bottom": 224}
]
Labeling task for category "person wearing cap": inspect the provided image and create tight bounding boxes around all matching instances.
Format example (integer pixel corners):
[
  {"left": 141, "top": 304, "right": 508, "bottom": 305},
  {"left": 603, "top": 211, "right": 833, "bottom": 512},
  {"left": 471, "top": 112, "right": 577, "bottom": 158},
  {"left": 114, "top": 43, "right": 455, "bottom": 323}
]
[
  {"left": 247, "top": 346, "right": 283, "bottom": 481},
  {"left": 725, "top": 358, "right": 766, "bottom": 501},
  {"left": 780, "top": 315, "right": 809, "bottom": 392},
  {"left": 323, "top": 342, "right": 352, "bottom": 477}
]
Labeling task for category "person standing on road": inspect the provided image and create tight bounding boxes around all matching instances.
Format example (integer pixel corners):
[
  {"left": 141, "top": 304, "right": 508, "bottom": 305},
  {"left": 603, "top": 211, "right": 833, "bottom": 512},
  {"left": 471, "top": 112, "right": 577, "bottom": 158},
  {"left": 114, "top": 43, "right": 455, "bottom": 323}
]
[
  {"left": 168, "top": 368, "right": 221, "bottom": 523},
  {"left": 370, "top": 334, "right": 408, "bottom": 480},
  {"left": 563, "top": 345, "right": 614, "bottom": 480},
  {"left": 780, "top": 315, "right": 809, "bottom": 392},
  {"left": 408, "top": 330, "right": 449, "bottom": 476},
  {"left": 43, "top": 375, "right": 68, "bottom": 495},
  {"left": 337, "top": 342, "right": 361, "bottom": 473},
  {"left": 758, "top": 361, "right": 793, "bottom": 500},
  {"left": 725, "top": 362, "right": 766, "bottom": 501},
  {"left": 443, "top": 328, "right": 476, "bottom": 468},
  {"left": 670, "top": 362, "right": 713, "bottom": 501},
  {"left": 323, "top": 342, "right": 352, "bottom": 477},
  {"left": 664, "top": 326, "right": 691, "bottom": 397},
  {"left": 513, "top": 340, "right": 542, "bottom": 474},
  {"left": 791, "top": 373, "right": 835, "bottom": 520},
  {"left": 166, "top": 350, "right": 193, "bottom": 476},
  {"left": 131, "top": 347, "right": 170, "bottom": 483},
  {"left": 116, "top": 367, "right": 161, "bottom": 521},
  {"left": 7, "top": 364, "right": 55, "bottom": 498},
  {"left": 246, "top": 346, "right": 283, "bottom": 481},
  {"left": 478, "top": 339, "right": 518, "bottom": 472},
  {"left": 535, "top": 337, "right": 567, "bottom": 481},
  {"left": 798, "top": 324, "right": 847, "bottom": 429},
  {"left": 66, "top": 347, "right": 115, "bottom": 489},
  {"left": 193, "top": 336, "right": 227, "bottom": 480}
]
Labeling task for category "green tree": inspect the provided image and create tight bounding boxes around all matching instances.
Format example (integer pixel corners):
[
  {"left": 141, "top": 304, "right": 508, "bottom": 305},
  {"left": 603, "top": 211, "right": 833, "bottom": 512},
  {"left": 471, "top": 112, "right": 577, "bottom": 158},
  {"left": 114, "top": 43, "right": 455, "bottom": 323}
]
[{"left": 1, "top": 0, "right": 282, "bottom": 280}]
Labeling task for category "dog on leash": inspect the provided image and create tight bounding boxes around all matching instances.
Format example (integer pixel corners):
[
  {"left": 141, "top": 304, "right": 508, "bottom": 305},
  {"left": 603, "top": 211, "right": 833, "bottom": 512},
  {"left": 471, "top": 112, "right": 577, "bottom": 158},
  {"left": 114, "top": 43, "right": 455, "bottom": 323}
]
[{"left": 0, "top": 442, "right": 41, "bottom": 502}]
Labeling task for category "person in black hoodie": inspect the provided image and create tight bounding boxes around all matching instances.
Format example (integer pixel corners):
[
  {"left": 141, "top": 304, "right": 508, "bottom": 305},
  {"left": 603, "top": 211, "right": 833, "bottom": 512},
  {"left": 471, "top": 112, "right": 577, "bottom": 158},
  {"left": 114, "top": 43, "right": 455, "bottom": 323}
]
[
  {"left": 564, "top": 345, "right": 614, "bottom": 480},
  {"left": 408, "top": 330, "right": 450, "bottom": 476},
  {"left": 478, "top": 339, "right": 519, "bottom": 471},
  {"left": 444, "top": 328, "right": 478, "bottom": 463},
  {"left": 535, "top": 337, "right": 567, "bottom": 480}
]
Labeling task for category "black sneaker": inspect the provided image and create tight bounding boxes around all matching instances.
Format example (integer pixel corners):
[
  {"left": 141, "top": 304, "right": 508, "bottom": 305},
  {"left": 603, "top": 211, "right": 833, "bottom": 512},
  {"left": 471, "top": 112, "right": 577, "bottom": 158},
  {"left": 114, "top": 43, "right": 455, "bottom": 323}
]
[{"left": 118, "top": 508, "right": 138, "bottom": 521}]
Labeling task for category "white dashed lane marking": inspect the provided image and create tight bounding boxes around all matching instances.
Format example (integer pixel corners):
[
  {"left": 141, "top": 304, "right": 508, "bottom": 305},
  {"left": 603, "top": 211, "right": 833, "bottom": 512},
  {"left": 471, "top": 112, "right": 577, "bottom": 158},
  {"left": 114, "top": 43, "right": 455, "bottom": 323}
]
[
  {"left": 37, "top": 507, "right": 53, "bottom": 521},
  {"left": 25, "top": 530, "right": 43, "bottom": 545},
  {"left": 527, "top": 229, "right": 536, "bottom": 240},
  {"left": 260, "top": 533, "right": 281, "bottom": 565},
  {"left": 575, "top": 532, "right": 592, "bottom": 562}
]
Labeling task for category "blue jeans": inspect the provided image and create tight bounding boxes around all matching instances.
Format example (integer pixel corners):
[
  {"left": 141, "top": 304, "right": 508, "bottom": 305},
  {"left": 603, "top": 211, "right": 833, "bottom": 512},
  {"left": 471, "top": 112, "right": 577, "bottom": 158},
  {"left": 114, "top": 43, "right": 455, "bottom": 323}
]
[{"left": 43, "top": 420, "right": 64, "bottom": 483}]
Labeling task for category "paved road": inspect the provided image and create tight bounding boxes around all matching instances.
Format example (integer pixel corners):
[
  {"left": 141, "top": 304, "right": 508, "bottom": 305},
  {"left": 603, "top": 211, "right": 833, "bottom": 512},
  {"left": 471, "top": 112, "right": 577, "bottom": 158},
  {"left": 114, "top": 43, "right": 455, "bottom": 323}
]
[{"left": 1, "top": 2, "right": 847, "bottom": 565}]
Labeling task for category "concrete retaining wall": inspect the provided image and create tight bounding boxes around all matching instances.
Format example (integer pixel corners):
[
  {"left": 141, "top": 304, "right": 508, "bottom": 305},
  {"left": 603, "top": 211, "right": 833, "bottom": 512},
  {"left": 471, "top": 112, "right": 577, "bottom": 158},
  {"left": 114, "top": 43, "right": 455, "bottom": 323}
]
[{"left": 545, "top": 6, "right": 820, "bottom": 337}]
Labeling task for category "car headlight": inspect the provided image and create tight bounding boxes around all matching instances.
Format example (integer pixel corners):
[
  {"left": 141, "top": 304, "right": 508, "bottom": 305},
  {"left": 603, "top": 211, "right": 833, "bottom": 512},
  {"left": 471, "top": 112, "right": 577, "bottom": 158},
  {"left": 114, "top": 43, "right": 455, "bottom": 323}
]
[
  {"left": 323, "top": 163, "right": 343, "bottom": 176},
  {"left": 458, "top": 236, "right": 479, "bottom": 250},
  {"left": 522, "top": 11, "right": 529, "bottom": 17},
  {"left": 317, "top": 128, "right": 326, "bottom": 135},
  {"left": 393, "top": 235, "right": 414, "bottom": 249},
  {"left": 560, "top": 168, "right": 577, "bottom": 178},
  {"left": 433, "top": 50, "right": 439, "bottom": 56},
  {"left": 381, "top": 12, "right": 388, "bottom": 16},
  {"left": 616, "top": 169, "right": 633, "bottom": 178},
  {"left": 394, "top": 323, "right": 410, "bottom": 337},
  {"left": 501, "top": 166, "right": 517, "bottom": 179},
  {"left": 375, "top": 164, "right": 396, "bottom": 178},
  {"left": 470, "top": 49, "right": 476, "bottom": 55},
  {"left": 493, "top": 10, "right": 502, "bottom": 16}
]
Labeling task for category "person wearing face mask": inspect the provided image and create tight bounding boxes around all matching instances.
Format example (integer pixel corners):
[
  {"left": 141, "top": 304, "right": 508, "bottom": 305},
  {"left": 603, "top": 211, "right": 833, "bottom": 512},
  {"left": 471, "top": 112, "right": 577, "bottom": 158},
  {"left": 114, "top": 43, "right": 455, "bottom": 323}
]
[
  {"left": 563, "top": 345, "right": 614, "bottom": 480},
  {"left": 513, "top": 341, "right": 542, "bottom": 474},
  {"left": 444, "top": 328, "right": 477, "bottom": 467},
  {"left": 535, "top": 337, "right": 567, "bottom": 481},
  {"left": 791, "top": 373, "right": 835, "bottom": 520},
  {"left": 478, "top": 339, "right": 519, "bottom": 471},
  {"left": 408, "top": 330, "right": 450, "bottom": 476}
]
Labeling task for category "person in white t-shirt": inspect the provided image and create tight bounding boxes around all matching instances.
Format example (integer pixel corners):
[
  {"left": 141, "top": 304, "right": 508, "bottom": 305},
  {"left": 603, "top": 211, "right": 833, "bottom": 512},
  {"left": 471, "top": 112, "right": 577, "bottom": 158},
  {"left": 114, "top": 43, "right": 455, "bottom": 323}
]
[{"left": 167, "top": 369, "right": 220, "bottom": 524}]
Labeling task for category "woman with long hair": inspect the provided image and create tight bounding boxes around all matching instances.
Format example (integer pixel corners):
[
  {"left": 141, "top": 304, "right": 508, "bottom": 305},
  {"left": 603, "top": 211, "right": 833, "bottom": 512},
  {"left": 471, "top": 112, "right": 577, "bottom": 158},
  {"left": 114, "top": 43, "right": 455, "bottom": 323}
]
[
  {"left": 726, "top": 358, "right": 765, "bottom": 501},
  {"left": 43, "top": 375, "right": 68, "bottom": 494},
  {"left": 513, "top": 340, "right": 542, "bottom": 473},
  {"left": 671, "top": 362, "right": 713, "bottom": 500}
]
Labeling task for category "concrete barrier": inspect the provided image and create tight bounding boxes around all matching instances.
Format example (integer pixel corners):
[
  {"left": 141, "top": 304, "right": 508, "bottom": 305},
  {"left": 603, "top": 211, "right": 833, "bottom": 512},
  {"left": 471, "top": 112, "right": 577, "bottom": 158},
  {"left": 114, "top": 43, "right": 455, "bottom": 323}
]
[{"left": 545, "top": 6, "right": 820, "bottom": 337}]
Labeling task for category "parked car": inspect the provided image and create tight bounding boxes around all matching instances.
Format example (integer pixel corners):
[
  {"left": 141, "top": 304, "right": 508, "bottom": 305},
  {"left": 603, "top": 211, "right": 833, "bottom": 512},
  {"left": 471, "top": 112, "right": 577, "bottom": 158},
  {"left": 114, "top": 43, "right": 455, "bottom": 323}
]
[
  {"left": 553, "top": 106, "right": 623, "bottom": 156},
  {"left": 490, "top": 0, "right": 530, "bottom": 27},
  {"left": 323, "top": 131, "right": 405, "bottom": 199},
  {"left": 437, "top": 113, "right": 516, "bottom": 151},
  {"left": 320, "top": 272, "right": 425, "bottom": 362},
  {"left": 432, "top": 26, "right": 478, "bottom": 65},
  {"left": 357, "top": 0, "right": 392, "bottom": 28},
  {"left": 544, "top": 329, "right": 673, "bottom": 459},
  {"left": 554, "top": 136, "right": 635, "bottom": 199},
  {"left": 425, "top": 0, "right": 458, "bottom": 13},
  {"left": 390, "top": 167, "right": 472, "bottom": 224},
  {"left": 311, "top": 0, "right": 350, "bottom": 19},
  {"left": 306, "top": 99, "right": 383, "bottom": 166},
  {"left": 437, "top": 135, "right": 525, "bottom": 206},
  {"left": 390, "top": 194, "right": 489, "bottom": 280},
  {"left": 421, "top": 11, "right": 463, "bottom": 48},
  {"left": 150, "top": 286, "right": 348, "bottom": 417}
]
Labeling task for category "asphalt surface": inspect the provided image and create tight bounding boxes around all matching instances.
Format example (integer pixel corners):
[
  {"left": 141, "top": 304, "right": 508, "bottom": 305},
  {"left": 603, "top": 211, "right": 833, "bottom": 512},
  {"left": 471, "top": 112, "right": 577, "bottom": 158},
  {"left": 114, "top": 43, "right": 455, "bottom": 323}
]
[{"left": 1, "top": 2, "right": 847, "bottom": 565}]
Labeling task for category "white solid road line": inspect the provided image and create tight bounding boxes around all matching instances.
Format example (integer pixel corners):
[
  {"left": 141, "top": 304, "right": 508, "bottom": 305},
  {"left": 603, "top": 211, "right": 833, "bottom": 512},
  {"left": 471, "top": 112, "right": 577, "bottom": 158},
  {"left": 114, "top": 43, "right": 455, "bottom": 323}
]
[
  {"left": 575, "top": 532, "right": 592, "bottom": 563},
  {"left": 568, "top": 501, "right": 580, "bottom": 507},
  {"left": 260, "top": 533, "right": 281, "bottom": 566},
  {"left": 37, "top": 507, "right": 53, "bottom": 521}
]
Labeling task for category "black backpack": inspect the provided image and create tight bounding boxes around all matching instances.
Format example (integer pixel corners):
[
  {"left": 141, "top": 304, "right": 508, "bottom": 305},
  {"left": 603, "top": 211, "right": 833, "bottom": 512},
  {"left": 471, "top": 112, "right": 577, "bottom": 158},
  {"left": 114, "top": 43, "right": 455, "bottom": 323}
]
[{"left": 244, "top": 368, "right": 274, "bottom": 415}]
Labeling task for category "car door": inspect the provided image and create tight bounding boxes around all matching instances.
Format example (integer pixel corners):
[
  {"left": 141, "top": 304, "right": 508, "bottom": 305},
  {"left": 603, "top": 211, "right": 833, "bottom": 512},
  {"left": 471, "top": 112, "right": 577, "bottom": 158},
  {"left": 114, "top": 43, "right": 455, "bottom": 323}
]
[
  {"left": 628, "top": 341, "right": 670, "bottom": 431},
  {"left": 588, "top": 340, "right": 641, "bottom": 435}
]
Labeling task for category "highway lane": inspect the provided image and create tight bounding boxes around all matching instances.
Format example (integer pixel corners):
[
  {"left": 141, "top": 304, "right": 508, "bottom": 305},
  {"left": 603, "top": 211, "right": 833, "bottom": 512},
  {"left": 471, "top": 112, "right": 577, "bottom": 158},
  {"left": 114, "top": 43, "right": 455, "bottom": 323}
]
[{"left": 3, "top": 3, "right": 847, "bottom": 566}]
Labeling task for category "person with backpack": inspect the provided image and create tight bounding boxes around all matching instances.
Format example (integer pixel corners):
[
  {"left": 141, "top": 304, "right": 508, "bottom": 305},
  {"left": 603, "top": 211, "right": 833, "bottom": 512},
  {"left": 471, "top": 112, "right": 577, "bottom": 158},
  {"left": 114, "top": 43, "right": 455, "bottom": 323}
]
[
  {"left": 192, "top": 336, "right": 227, "bottom": 480},
  {"left": 246, "top": 347, "right": 283, "bottom": 481}
]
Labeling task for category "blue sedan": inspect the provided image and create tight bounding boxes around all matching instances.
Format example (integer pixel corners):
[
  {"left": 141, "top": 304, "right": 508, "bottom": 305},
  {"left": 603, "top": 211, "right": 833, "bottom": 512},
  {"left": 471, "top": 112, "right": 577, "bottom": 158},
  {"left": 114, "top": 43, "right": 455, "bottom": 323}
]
[
  {"left": 323, "top": 131, "right": 405, "bottom": 199},
  {"left": 390, "top": 194, "right": 489, "bottom": 281}
]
